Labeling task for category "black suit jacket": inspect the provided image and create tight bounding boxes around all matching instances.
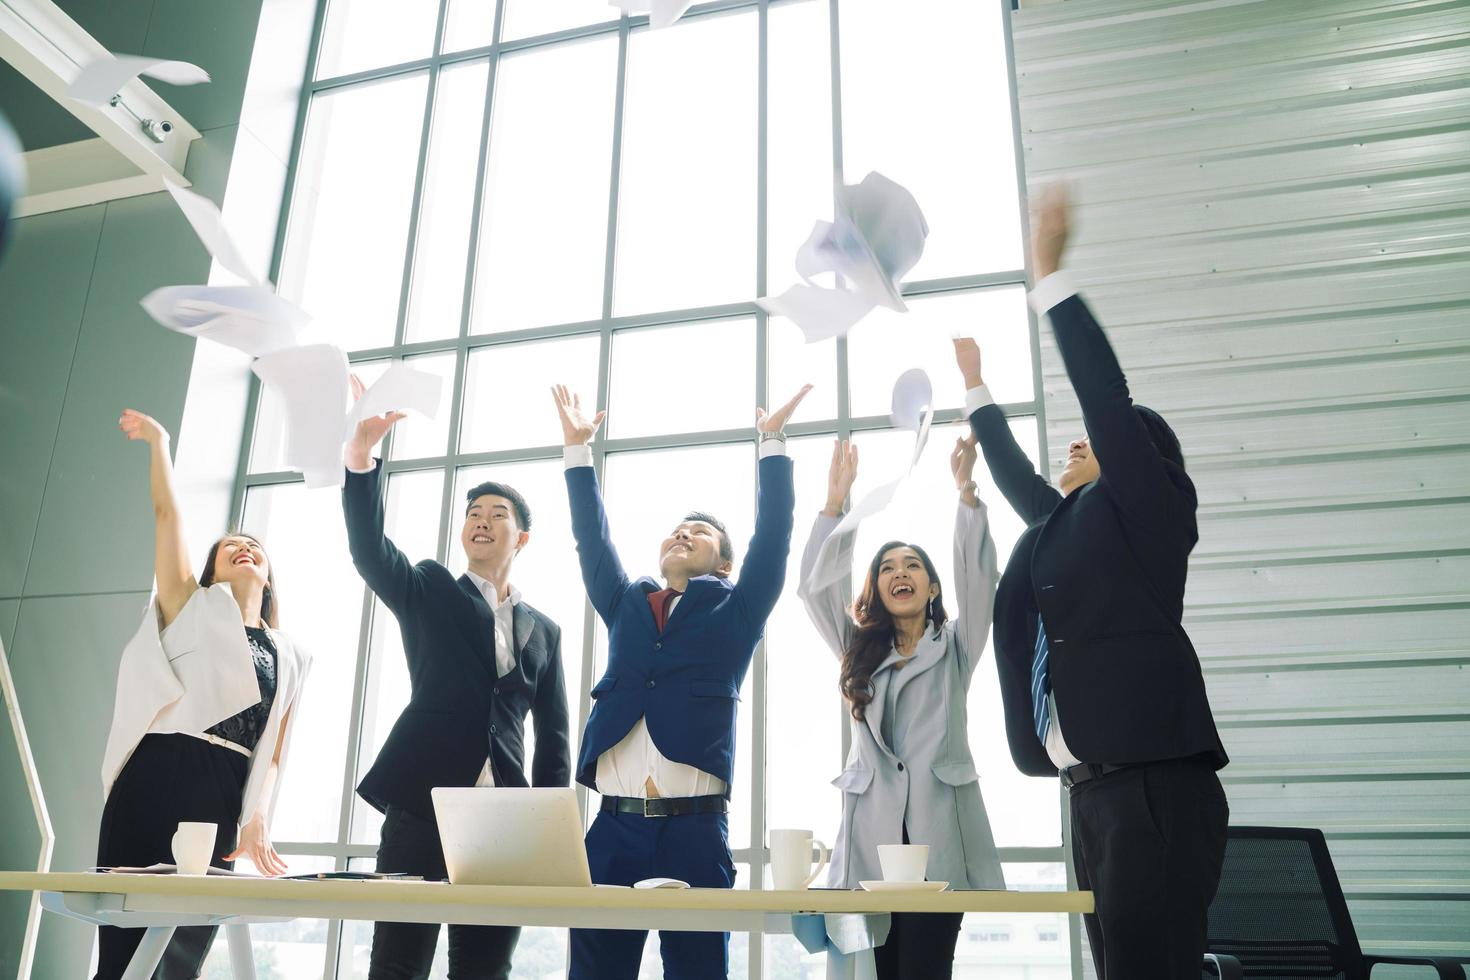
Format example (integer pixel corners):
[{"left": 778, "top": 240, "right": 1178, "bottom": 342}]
[
  {"left": 973, "top": 292, "right": 1227, "bottom": 777},
  {"left": 343, "top": 461, "right": 571, "bottom": 818}
]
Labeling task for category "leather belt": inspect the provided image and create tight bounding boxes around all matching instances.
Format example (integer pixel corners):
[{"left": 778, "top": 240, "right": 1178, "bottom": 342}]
[
  {"left": 187, "top": 731, "right": 252, "bottom": 758},
  {"left": 1059, "top": 761, "right": 1132, "bottom": 789},
  {"left": 601, "top": 794, "right": 728, "bottom": 818}
]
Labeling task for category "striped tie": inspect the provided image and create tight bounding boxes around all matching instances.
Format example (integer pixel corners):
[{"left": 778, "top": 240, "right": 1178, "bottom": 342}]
[{"left": 1031, "top": 615, "right": 1051, "bottom": 745}]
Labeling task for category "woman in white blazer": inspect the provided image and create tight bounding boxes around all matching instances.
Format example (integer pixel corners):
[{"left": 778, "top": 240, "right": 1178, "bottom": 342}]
[
  {"left": 797, "top": 423, "right": 1004, "bottom": 980},
  {"left": 95, "top": 409, "right": 310, "bottom": 980}
]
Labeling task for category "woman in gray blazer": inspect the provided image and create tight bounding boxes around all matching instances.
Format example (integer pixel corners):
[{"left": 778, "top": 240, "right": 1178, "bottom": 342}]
[{"left": 797, "top": 422, "right": 1004, "bottom": 979}]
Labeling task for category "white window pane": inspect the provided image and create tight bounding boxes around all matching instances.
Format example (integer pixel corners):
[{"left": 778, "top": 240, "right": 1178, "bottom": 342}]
[
  {"left": 201, "top": 858, "right": 335, "bottom": 979},
  {"left": 765, "top": 436, "right": 844, "bottom": 855},
  {"left": 601, "top": 444, "right": 756, "bottom": 849},
  {"left": 280, "top": 74, "right": 429, "bottom": 351},
  {"left": 388, "top": 352, "right": 459, "bottom": 460},
  {"left": 352, "top": 469, "right": 445, "bottom": 844},
  {"left": 850, "top": 418, "right": 1060, "bottom": 849},
  {"left": 846, "top": 288, "right": 1034, "bottom": 420},
  {"left": 839, "top": 0, "right": 1023, "bottom": 280},
  {"left": 960, "top": 865, "right": 1072, "bottom": 976},
  {"left": 443, "top": 0, "right": 496, "bottom": 52},
  {"left": 461, "top": 335, "right": 602, "bottom": 453},
  {"left": 766, "top": 0, "right": 833, "bottom": 297},
  {"left": 768, "top": 318, "right": 838, "bottom": 424},
  {"left": 471, "top": 38, "right": 618, "bottom": 333},
  {"left": 316, "top": 0, "right": 438, "bottom": 79},
  {"left": 451, "top": 459, "right": 588, "bottom": 787},
  {"left": 241, "top": 483, "right": 363, "bottom": 844},
  {"left": 608, "top": 319, "right": 755, "bottom": 439},
  {"left": 614, "top": 12, "right": 757, "bottom": 316},
  {"left": 502, "top": 0, "right": 619, "bottom": 41},
  {"left": 405, "top": 61, "right": 490, "bottom": 344}
]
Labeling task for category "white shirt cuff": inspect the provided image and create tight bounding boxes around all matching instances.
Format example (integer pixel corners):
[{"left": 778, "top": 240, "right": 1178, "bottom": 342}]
[
  {"left": 758, "top": 438, "right": 789, "bottom": 460},
  {"left": 1028, "top": 270, "right": 1080, "bottom": 316},
  {"left": 563, "top": 444, "right": 593, "bottom": 469},
  {"left": 345, "top": 458, "right": 378, "bottom": 475},
  {"left": 964, "top": 385, "right": 995, "bottom": 415}
]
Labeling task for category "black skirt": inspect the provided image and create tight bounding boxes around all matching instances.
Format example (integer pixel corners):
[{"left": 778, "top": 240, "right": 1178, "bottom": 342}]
[{"left": 94, "top": 732, "right": 249, "bottom": 980}]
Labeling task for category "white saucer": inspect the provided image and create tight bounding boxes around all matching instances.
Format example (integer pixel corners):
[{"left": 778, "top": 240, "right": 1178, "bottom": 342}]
[{"left": 859, "top": 880, "right": 948, "bottom": 892}]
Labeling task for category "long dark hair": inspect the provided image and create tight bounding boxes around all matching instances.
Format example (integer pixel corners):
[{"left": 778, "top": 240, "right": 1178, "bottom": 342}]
[
  {"left": 839, "top": 541, "right": 948, "bottom": 721},
  {"left": 199, "top": 532, "right": 279, "bottom": 628}
]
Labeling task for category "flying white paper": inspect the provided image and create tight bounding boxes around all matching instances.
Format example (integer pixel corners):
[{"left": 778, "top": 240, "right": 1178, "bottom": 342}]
[
  {"left": 890, "top": 368, "right": 933, "bottom": 433},
  {"left": 252, "top": 345, "right": 350, "bottom": 489},
  {"left": 343, "top": 362, "right": 444, "bottom": 442},
  {"left": 611, "top": 0, "right": 697, "bottom": 29},
  {"left": 163, "top": 179, "right": 263, "bottom": 285},
  {"left": 67, "top": 54, "right": 210, "bottom": 107},
  {"left": 140, "top": 284, "right": 308, "bottom": 357},
  {"left": 759, "top": 171, "right": 928, "bottom": 342}
]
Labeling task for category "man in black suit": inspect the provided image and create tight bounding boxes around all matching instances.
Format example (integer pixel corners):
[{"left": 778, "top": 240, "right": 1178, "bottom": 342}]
[
  {"left": 963, "top": 186, "right": 1228, "bottom": 980},
  {"left": 342, "top": 380, "right": 570, "bottom": 980}
]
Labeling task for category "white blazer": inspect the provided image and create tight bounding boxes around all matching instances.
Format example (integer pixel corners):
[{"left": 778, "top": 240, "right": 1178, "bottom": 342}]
[{"left": 101, "top": 583, "right": 311, "bottom": 828}]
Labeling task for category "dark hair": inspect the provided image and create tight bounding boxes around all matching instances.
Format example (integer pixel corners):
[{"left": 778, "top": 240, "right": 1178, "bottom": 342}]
[
  {"left": 839, "top": 541, "right": 948, "bottom": 721},
  {"left": 1134, "top": 405, "right": 1184, "bottom": 470},
  {"left": 199, "top": 532, "right": 279, "bottom": 628},
  {"left": 683, "top": 511, "right": 733, "bottom": 564},
  {"left": 465, "top": 481, "right": 531, "bottom": 531}
]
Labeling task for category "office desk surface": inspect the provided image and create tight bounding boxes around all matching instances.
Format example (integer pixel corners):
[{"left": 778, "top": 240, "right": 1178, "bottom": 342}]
[{"left": 0, "top": 871, "right": 1092, "bottom": 932}]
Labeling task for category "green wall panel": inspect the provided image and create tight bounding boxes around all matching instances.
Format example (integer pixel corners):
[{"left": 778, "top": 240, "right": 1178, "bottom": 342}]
[
  {"left": 144, "top": 0, "right": 267, "bottom": 133},
  {"left": 0, "top": 599, "right": 17, "bottom": 652}
]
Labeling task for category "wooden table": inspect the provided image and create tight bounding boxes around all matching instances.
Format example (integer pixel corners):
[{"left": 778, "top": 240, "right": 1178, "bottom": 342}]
[{"left": 0, "top": 871, "right": 1094, "bottom": 979}]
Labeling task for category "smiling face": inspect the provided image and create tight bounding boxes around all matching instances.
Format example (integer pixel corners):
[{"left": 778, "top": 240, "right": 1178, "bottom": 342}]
[
  {"left": 659, "top": 519, "right": 732, "bottom": 581},
  {"left": 873, "top": 546, "right": 939, "bottom": 619},
  {"left": 1058, "top": 435, "right": 1101, "bottom": 495},
  {"left": 211, "top": 534, "right": 270, "bottom": 589},
  {"left": 460, "top": 494, "right": 529, "bottom": 566}
]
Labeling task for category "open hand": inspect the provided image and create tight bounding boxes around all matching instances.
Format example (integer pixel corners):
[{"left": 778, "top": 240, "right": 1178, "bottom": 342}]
[
  {"left": 551, "top": 385, "right": 605, "bottom": 446},
  {"left": 224, "top": 814, "right": 288, "bottom": 877},
  {"left": 119, "top": 408, "right": 169, "bottom": 447},
  {"left": 952, "top": 338, "right": 982, "bottom": 390},
  {"left": 824, "top": 439, "right": 858, "bottom": 516},
  {"left": 756, "top": 384, "right": 814, "bottom": 434},
  {"left": 1031, "top": 182, "right": 1070, "bottom": 280},
  {"left": 345, "top": 374, "right": 406, "bottom": 470}
]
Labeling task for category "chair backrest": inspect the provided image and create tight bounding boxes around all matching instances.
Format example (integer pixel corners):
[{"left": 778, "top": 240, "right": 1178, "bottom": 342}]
[{"left": 1204, "top": 826, "right": 1366, "bottom": 980}]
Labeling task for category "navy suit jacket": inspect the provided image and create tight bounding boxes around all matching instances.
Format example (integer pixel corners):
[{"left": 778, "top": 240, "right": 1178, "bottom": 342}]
[{"left": 566, "top": 453, "right": 795, "bottom": 792}]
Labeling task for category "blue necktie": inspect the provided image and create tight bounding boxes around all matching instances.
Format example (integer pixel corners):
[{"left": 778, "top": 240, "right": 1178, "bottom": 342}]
[{"left": 1031, "top": 615, "right": 1051, "bottom": 744}]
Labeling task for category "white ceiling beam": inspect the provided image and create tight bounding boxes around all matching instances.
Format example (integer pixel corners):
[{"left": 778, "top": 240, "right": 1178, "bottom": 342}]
[
  {"left": 0, "top": 0, "right": 200, "bottom": 190},
  {"left": 14, "top": 136, "right": 163, "bottom": 215}
]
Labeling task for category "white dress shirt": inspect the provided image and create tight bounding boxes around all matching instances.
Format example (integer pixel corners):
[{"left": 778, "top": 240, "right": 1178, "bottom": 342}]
[
  {"left": 463, "top": 571, "right": 521, "bottom": 787},
  {"left": 563, "top": 438, "right": 787, "bottom": 798},
  {"left": 967, "top": 268, "right": 1085, "bottom": 771}
]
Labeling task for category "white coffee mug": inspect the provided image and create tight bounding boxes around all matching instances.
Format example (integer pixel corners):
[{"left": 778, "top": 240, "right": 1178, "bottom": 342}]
[
  {"left": 876, "top": 843, "right": 929, "bottom": 883},
  {"left": 171, "top": 821, "right": 216, "bottom": 876},
  {"left": 769, "top": 829, "right": 830, "bottom": 890}
]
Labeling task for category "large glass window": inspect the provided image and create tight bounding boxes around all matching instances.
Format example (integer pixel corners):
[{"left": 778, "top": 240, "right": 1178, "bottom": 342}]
[{"left": 237, "top": 2, "right": 1048, "bottom": 977}]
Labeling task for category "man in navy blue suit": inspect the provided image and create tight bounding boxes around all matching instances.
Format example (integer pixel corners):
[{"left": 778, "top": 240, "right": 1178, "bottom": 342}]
[{"left": 551, "top": 382, "right": 810, "bottom": 980}]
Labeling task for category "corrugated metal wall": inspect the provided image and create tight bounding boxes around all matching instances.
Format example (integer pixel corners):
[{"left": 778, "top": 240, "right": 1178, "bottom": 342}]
[{"left": 1009, "top": 0, "right": 1470, "bottom": 962}]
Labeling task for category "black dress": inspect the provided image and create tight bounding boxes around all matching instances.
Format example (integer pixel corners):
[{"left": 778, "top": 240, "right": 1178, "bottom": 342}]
[{"left": 94, "top": 626, "right": 277, "bottom": 980}]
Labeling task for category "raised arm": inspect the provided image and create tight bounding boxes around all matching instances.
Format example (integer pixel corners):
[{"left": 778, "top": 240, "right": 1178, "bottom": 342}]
[
  {"left": 120, "top": 410, "right": 196, "bottom": 628},
  {"left": 796, "top": 439, "right": 859, "bottom": 657},
  {"left": 732, "top": 385, "right": 811, "bottom": 625},
  {"left": 954, "top": 338, "right": 1062, "bottom": 524},
  {"left": 949, "top": 433, "right": 999, "bottom": 686},
  {"left": 530, "top": 621, "right": 572, "bottom": 787},
  {"left": 553, "top": 385, "right": 629, "bottom": 623},
  {"left": 1031, "top": 184, "right": 1189, "bottom": 527},
  {"left": 342, "top": 376, "right": 420, "bottom": 613}
]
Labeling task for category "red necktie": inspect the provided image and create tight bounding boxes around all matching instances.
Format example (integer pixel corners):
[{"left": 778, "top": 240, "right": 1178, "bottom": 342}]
[{"left": 647, "top": 588, "right": 682, "bottom": 633}]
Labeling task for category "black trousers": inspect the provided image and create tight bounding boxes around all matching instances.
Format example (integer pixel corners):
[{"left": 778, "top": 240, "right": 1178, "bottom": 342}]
[
  {"left": 872, "top": 911, "right": 964, "bottom": 980},
  {"left": 94, "top": 733, "right": 247, "bottom": 980},
  {"left": 368, "top": 805, "right": 520, "bottom": 979},
  {"left": 1069, "top": 756, "right": 1229, "bottom": 980}
]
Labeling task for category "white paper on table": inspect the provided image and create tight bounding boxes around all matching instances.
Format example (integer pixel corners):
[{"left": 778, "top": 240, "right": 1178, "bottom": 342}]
[
  {"left": 757, "top": 171, "right": 928, "bottom": 342},
  {"left": 163, "top": 179, "right": 263, "bottom": 285},
  {"left": 343, "top": 362, "right": 444, "bottom": 441},
  {"left": 251, "top": 344, "right": 350, "bottom": 489},
  {"left": 611, "top": 0, "right": 696, "bottom": 29},
  {"left": 67, "top": 54, "right": 210, "bottom": 107},
  {"left": 141, "top": 284, "right": 308, "bottom": 357}
]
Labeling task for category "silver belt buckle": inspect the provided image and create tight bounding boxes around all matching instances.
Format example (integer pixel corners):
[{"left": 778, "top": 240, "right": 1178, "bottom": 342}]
[{"left": 642, "top": 798, "right": 667, "bottom": 818}]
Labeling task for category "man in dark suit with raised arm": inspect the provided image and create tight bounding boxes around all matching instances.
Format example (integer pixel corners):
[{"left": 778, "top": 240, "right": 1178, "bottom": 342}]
[
  {"left": 342, "top": 379, "right": 570, "bottom": 980},
  {"left": 962, "top": 186, "right": 1229, "bottom": 980}
]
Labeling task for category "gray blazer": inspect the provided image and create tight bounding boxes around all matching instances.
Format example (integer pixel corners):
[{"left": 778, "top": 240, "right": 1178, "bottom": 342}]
[{"left": 797, "top": 501, "right": 1004, "bottom": 890}]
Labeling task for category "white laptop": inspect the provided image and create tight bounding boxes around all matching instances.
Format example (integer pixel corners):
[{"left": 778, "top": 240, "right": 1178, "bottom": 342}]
[{"left": 431, "top": 787, "right": 593, "bottom": 887}]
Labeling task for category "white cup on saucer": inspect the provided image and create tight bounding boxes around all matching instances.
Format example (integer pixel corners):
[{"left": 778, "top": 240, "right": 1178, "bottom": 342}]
[
  {"left": 876, "top": 843, "right": 929, "bottom": 883},
  {"left": 171, "top": 821, "right": 216, "bottom": 876}
]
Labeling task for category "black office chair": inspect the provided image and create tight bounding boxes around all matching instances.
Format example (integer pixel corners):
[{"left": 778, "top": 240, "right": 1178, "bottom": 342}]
[{"left": 1200, "top": 826, "right": 1466, "bottom": 980}]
